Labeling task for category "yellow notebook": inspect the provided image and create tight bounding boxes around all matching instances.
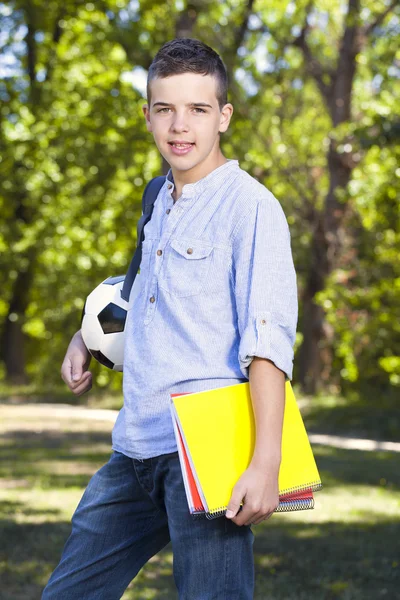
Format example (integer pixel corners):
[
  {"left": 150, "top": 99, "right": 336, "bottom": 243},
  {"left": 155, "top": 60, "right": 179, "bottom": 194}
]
[{"left": 170, "top": 381, "right": 322, "bottom": 518}]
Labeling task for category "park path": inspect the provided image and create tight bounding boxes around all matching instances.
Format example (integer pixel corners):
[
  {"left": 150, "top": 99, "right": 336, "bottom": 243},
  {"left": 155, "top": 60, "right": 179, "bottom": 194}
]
[{"left": 1, "top": 402, "right": 399, "bottom": 453}]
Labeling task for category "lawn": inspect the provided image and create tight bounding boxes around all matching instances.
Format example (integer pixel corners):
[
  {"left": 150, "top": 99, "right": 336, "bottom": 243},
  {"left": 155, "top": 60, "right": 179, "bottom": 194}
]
[{"left": 0, "top": 402, "right": 399, "bottom": 600}]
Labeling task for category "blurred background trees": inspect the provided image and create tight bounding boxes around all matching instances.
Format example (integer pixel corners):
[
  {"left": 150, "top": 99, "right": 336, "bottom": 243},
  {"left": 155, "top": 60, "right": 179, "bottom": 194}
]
[{"left": 1, "top": 0, "right": 399, "bottom": 399}]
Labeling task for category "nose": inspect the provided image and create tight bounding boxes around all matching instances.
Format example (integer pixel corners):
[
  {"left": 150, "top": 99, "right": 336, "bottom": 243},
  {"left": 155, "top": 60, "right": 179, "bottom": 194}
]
[{"left": 170, "top": 111, "right": 189, "bottom": 133}]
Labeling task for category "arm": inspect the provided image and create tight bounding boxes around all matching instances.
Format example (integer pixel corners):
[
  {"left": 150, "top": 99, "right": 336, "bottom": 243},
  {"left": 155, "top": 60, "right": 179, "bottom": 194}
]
[
  {"left": 225, "top": 192, "right": 298, "bottom": 526},
  {"left": 250, "top": 358, "right": 285, "bottom": 471},
  {"left": 226, "top": 357, "right": 284, "bottom": 526},
  {"left": 60, "top": 330, "right": 93, "bottom": 395}
]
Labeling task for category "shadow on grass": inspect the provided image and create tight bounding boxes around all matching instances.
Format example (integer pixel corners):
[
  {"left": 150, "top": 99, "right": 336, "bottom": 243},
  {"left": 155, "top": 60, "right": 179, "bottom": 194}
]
[
  {"left": 0, "top": 500, "right": 61, "bottom": 518},
  {"left": 1, "top": 415, "right": 399, "bottom": 599},
  {"left": 253, "top": 518, "right": 400, "bottom": 599},
  {"left": 304, "top": 400, "right": 400, "bottom": 442},
  {"left": 1, "top": 429, "right": 112, "bottom": 450},
  {"left": 0, "top": 517, "right": 174, "bottom": 600},
  {"left": 0, "top": 430, "right": 112, "bottom": 489},
  {"left": 0, "top": 388, "right": 123, "bottom": 410},
  {"left": 2, "top": 432, "right": 399, "bottom": 491},
  {"left": 314, "top": 446, "right": 400, "bottom": 491},
  {"left": 1, "top": 516, "right": 399, "bottom": 600}
]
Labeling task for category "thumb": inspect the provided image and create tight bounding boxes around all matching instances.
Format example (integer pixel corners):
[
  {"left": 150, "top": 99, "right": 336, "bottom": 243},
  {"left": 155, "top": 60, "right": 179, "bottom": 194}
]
[
  {"left": 71, "top": 361, "right": 83, "bottom": 382},
  {"left": 226, "top": 483, "right": 245, "bottom": 519}
]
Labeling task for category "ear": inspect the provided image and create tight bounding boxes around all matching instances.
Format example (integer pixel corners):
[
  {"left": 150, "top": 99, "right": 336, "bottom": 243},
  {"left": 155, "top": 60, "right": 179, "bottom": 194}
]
[
  {"left": 218, "top": 103, "right": 233, "bottom": 134},
  {"left": 142, "top": 104, "right": 153, "bottom": 132}
]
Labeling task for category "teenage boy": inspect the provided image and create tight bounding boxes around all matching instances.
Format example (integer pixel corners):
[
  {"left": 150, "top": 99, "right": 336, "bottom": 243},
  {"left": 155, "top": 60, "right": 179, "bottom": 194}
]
[{"left": 42, "top": 38, "right": 298, "bottom": 599}]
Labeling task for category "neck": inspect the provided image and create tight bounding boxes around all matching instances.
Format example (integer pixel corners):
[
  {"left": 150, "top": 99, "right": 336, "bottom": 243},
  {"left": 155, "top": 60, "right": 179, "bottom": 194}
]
[{"left": 171, "top": 149, "right": 227, "bottom": 202}]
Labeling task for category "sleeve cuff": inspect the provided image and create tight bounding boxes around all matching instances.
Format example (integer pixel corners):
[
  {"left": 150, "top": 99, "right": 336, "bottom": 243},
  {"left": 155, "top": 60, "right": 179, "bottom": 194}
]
[{"left": 238, "top": 312, "right": 294, "bottom": 381}]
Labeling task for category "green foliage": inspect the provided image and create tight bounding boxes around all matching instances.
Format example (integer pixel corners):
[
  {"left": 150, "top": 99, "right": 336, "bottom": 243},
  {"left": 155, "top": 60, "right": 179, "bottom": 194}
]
[
  {"left": 317, "top": 142, "right": 400, "bottom": 391},
  {"left": 1, "top": 0, "right": 399, "bottom": 397}
]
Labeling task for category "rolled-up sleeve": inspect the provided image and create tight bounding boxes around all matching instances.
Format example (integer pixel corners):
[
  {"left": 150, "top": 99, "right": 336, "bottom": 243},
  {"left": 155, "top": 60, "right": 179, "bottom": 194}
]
[{"left": 232, "top": 192, "right": 298, "bottom": 380}]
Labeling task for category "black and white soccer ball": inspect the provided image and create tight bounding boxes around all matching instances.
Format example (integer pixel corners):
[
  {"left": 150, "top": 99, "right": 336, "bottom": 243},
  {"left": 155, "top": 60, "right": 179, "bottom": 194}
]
[{"left": 81, "top": 275, "right": 140, "bottom": 371}]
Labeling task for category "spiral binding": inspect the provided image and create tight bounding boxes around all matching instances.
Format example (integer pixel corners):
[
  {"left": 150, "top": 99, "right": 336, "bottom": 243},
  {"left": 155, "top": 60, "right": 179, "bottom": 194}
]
[
  {"left": 192, "top": 512, "right": 207, "bottom": 520},
  {"left": 279, "top": 481, "right": 323, "bottom": 496},
  {"left": 205, "top": 508, "right": 229, "bottom": 520},
  {"left": 203, "top": 485, "right": 321, "bottom": 519},
  {"left": 275, "top": 497, "right": 314, "bottom": 512},
  {"left": 204, "top": 497, "right": 315, "bottom": 519}
]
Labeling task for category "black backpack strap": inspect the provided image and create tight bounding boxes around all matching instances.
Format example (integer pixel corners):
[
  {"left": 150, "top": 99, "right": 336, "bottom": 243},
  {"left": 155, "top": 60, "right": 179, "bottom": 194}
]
[{"left": 120, "top": 175, "right": 166, "bottom": 302}]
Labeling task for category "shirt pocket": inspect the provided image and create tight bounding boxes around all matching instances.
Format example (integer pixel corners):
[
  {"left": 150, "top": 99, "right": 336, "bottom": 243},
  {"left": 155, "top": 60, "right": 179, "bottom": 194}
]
[{"left": 159, "top": 238, "right": 214, "bottom": 298}]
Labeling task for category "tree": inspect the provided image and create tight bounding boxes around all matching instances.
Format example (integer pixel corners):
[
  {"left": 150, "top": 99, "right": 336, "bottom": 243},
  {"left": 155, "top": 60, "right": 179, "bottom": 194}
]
[
  {"left": 1, "top": 0, "right": 399, "bottom": 398},
  {"left": 206, "top": 0, "right": 400, "bottom": 394},
  {"left": 0, "top": 1, "right": 150, "bottom": 383}
]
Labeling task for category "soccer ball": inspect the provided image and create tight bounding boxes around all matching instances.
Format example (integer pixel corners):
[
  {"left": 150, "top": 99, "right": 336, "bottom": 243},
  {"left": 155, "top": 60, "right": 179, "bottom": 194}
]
[{"left": 81, "top": 274, "right": 140, "bottom": 371}]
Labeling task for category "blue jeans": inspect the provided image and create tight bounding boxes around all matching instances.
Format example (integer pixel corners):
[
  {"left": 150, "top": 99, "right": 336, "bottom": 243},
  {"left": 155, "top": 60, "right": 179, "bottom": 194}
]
[{"left": 42, "top": 451, "right": 254, "bottom": 599}]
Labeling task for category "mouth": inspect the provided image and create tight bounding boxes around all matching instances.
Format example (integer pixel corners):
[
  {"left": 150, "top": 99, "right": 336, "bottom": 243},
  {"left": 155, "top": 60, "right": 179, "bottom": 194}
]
[
  {"left": 168, "top": 142, "right": 195, "bottom": 148},
  {"left": 168, "top": 141, "right": 195, "bottom": 156}
]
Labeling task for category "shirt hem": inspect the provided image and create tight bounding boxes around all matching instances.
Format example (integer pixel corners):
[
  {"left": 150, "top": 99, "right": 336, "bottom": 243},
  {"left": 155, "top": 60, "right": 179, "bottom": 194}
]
[{"left": 112, "top": 441, "right": 178, "bottom": 460}]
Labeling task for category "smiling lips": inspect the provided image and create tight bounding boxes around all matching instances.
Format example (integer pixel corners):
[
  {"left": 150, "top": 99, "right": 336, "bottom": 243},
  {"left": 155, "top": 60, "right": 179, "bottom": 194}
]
[
  {"left": 168, "top": 141, "right": 195, "bottom": 155},
  {"left": 169, "top": 141, "right": 194, "bottom": 147}
]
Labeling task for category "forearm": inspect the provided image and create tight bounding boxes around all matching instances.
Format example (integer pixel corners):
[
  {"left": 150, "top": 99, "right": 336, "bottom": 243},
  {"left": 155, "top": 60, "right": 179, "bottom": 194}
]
[{"left": 248, "top": 357, "right": 285, "bottom": 471}]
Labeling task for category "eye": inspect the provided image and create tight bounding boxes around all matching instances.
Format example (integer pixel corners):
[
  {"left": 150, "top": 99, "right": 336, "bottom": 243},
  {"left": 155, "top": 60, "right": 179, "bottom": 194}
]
[
  {"left": 157, "top": 107, "right": 171, "bottom": 113},
  {"left": 193, "top": 107, "right": 206, "bottom": 113}
]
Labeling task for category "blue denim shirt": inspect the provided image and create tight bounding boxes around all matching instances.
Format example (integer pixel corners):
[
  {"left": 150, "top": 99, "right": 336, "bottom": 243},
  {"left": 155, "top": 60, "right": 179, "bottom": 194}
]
[{"left": 112, "top": 159, "right": 298, "bottom": 459}]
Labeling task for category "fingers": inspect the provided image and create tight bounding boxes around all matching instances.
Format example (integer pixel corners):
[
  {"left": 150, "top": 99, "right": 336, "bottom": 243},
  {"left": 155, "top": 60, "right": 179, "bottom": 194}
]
[
  {"left": 232, "top": 502, "right": 256, "bottom": 527},
  {"left": 60, "top": 332, "right": 92, "bottom": 394},
  {"left": 245, "top": 511, "right": 274, "bottom": 527},
  {"left": 225, "top": 483, "right": 246, "bottom": 519},
  {"left": 225, "top": 468, "right": 280, "bottom": 527},
  {"left": 70, "top": 372, "right": 93, "bottom": 396},
  {"left": 232, "top": 502, "right": 278, "bottom": 527},
  {"left": 61, "top": 357, "right": 93, "bottom": 396}
]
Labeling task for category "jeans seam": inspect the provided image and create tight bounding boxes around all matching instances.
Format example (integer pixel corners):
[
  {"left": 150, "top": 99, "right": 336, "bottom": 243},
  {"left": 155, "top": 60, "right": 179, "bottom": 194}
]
[
  {"left": 131, "top": 460, "right": 166, "bottom": 539},
  {"left": 224, "top": 521, "right": 229, "bottom": 600},
  {"left": 131, "top": 458, "right": 164, "bottom": 515}
]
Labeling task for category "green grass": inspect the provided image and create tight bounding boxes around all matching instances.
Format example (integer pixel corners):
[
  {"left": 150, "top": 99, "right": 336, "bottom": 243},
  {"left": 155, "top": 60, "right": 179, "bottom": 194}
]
[
  {"left": 2, "top": 382, "right": 399, "bottom": 440},
  {"left": 300, "top": 392, "right": 400, "bottom": 441},
  {"left": 0, "top": 404, "right": 399, "bottom": 600},
  {"left": 0, "top": 382, "right": 124, "bottom": 409}
]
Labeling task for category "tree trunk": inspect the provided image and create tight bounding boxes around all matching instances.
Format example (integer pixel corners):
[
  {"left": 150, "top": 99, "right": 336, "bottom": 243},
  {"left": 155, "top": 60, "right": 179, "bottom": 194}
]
[
  {"left": 298, "top": 142, "right": 352, "bottom": 393},
  {"left": 1, "top": 258, "right": 36, "bottom": 384},
  {"left": 295, "top": 0, "right": 364, "bottom": 393}
]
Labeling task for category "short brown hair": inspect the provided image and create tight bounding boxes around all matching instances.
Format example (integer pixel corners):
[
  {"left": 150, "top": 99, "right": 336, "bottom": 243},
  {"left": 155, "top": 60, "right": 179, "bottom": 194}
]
[{"left": 147, "top": 38, "right": 228, "bottom": 110}]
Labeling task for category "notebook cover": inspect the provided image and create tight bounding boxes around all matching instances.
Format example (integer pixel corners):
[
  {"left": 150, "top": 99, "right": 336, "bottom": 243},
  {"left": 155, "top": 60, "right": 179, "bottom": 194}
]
[
  {"left": 170, "top": 382, "right": 321, "bottom": 517},
  {"left": 173, "top": 409, "right": 315, "bottom": 516}
]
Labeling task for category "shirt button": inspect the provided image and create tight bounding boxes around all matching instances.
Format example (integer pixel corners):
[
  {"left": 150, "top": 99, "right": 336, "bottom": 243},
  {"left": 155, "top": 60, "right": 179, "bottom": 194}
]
[
  {"left": 149, "top": 296, "right": 155, "bottom": 303},
  {"left": 156, "top": 249, "right": 162, "bottom": 256},
  {"left": 260, "top": 319, "right": 266, "bottom": 325},
  {"left": 166, "top": 209, "right": 171, "bottom": 215},
  {"left": 187, "top": 248, "right": 193, "bottom": 255},
  {"left": 168, "top": 184, "right": 173, "bottom": 190}
]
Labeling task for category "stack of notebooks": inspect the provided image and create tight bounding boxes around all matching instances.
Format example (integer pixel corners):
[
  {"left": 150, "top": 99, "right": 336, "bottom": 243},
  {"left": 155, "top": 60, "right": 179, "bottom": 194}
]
[{"left": 170, "top": 381, "right": 322, "bottom": 519}]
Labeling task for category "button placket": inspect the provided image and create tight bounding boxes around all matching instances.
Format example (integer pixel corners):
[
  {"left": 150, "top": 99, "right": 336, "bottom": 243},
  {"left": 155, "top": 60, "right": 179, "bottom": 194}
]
[{"left": 144, "top": 198, "right": 186, "bottom": 324}]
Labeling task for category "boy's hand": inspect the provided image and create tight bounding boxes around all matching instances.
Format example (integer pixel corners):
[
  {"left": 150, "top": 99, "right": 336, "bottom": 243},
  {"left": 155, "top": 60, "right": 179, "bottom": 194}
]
[
  {"left": 225, "top": 459, "right": 280, "bottom": 526},
  {"left": 61, "top": 330, "right": 92, "bottom": 396}
]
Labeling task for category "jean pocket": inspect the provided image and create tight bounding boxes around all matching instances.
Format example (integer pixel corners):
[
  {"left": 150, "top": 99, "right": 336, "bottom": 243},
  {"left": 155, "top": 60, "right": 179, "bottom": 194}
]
[{"left": 159, "top": 238, "right": 214, "bottom": 298}]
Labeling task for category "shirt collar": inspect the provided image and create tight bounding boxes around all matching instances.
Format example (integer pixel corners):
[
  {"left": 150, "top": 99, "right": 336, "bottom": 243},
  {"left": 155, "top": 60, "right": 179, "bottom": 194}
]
[{"left": 165, "top": 159, "right": 239, "bottom": 199}]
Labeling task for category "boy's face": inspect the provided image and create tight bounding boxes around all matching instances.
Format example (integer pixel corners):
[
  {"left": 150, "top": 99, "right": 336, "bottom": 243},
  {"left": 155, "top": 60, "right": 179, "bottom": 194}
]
[{"left": 143, "top": 73, "right": 233, "bottom": 178}]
